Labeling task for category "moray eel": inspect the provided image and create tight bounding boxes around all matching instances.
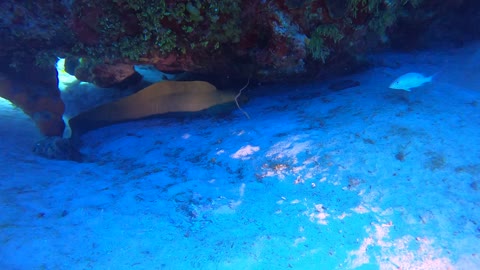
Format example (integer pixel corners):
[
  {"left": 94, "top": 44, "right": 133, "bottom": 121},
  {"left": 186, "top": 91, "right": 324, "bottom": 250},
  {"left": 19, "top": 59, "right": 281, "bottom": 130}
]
[{"left": 69, "top": 80, "right": 237, "bottom": 137}]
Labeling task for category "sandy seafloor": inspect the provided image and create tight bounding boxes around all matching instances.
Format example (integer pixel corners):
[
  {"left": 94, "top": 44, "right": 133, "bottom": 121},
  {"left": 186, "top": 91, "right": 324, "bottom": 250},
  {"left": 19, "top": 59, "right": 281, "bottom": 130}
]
[{"left": 1, "top": 43, "right": 480, "bottom": 270}]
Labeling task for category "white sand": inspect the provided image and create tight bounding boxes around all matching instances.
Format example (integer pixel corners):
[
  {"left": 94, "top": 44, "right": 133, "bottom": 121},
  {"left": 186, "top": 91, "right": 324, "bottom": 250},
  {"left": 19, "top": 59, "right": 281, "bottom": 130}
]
[{"left": 1, "top": 43, "right": 480, "bottom": 269}]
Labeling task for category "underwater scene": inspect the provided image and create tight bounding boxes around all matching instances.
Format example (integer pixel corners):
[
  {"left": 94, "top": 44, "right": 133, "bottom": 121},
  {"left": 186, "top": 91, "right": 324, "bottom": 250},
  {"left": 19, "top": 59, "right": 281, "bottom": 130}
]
[{"left": 1, "top": 1, "right": 480, "bottom": 269}]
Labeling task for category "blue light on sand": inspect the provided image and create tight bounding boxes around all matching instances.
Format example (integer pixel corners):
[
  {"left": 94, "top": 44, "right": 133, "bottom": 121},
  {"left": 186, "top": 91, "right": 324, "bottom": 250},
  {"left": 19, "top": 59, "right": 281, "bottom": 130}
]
[
  {"left": 55, "top": 58, "right": 78, "bottom": 91},
  {"left": 1, "top": 44, "right": 480, "bottom": 270},
  {"left": 0, "top": 97, "right": 13, "bottom": 108}
]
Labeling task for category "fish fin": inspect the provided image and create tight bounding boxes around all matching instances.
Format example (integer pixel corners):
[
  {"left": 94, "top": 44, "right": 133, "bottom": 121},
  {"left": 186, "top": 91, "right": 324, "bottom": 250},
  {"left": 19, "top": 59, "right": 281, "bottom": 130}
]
[{"left": 428, "top": 71, "right": 441, "bottom": 82}]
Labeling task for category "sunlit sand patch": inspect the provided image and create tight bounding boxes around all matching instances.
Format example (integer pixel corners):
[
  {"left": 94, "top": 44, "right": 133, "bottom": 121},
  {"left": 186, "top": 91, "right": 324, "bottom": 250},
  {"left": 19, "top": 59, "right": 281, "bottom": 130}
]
[
  {"left": 378, "top": 236, "right": 454, "bottom": 269},
  {"left": 231, "top": 145, "right": 260, "bottom": 160},
  {"left": 290, "top": 199, "right": 301, "bottom": 204},
  {"left": 291, "top": 165, "right": 307, "bottom": 174},
  {"left": 215, "top": 183, "right": 246, "bottom": 214},
  {"left": 0, "top": 97, "right": 14, "bottom": 108},
  {"left": 346, "top": 221, "right": 454, "bottom": 269},
  {"left": 347, "top": 237, "right": 374, "bottom": 267},
  {"left": 306, "top": 203, "right": 330, "bottom": 225},
  {"left": 266, "top": 137, "right": 311, "bottom": 158},
  {"left": 56, "top": 58, "right": 79, "bottom": 91},
  {"left": 258, "top": 157, "right": 325, "bottom": 181},
  {"left": 233, "top": 129, "right": 245, "bottom": 136},
  {"left": 239, "top": 183, "right": 246, "bottom": 197},
  {"left": 352, "top": 204, "right": 370, "bottom": 214},
  {"left": 256, "top": 136, "right": 336, "bottom": 182},
  {"left": 293, "top": 176, "right": 304, "bottom": 184},
  {"left": 293, "top": 236, "right": 307, "bottom": 247}
]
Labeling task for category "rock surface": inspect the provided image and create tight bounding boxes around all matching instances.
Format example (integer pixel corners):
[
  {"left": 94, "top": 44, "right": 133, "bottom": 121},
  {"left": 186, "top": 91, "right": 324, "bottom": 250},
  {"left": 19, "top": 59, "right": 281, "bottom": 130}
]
[
  {"left": 0, "top": 68, "right": 65, "bottom": 137},
  {"left": 33, "top": 136, "right": 82, "bottom": 161},
  {"left": 0, "top": 0, "right": 479, "bottom": 138}
]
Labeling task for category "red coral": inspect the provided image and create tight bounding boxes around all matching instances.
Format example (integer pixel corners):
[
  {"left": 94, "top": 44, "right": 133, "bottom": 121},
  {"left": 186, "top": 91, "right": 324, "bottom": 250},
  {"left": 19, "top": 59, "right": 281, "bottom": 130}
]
[
  {"left": 70, "top": 5, "right": 102, "bottom": 45},
  {"left": 151, "top": 53, "right": 198, "bottom": 73}
]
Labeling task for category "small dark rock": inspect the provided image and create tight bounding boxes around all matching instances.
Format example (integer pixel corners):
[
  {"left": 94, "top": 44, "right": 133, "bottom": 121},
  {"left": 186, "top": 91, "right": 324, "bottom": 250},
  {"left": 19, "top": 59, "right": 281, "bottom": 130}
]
[
  {"left": 471, "top": 181, "right": 479, "bottom": 191},
  {"left": 395, "top": 151, "right": 406, "bottom": 161},
  {"left": 328, "top": 80, "right": 360, "bottom": 91},
  {"left": 33, "top": 136, "right": 82, "bottom": 161}
]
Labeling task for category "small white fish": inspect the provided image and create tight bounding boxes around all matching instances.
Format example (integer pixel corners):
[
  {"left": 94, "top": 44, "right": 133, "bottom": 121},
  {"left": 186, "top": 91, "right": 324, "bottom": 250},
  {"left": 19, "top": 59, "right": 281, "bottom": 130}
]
[{"left": 389, "top": 72, "right": 436, "bottom": 92}]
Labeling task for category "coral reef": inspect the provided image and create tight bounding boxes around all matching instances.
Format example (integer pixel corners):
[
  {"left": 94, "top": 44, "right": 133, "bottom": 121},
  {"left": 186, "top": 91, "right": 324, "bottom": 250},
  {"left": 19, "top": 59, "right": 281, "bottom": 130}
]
[{"left": 0, "top": 0, "right": 478, "bottom": 138}]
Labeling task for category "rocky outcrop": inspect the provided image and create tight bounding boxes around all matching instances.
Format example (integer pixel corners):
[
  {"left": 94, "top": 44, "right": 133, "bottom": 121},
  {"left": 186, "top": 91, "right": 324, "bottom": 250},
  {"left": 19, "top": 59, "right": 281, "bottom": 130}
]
[
  {"left": 75, "top": 62, "right": 143, "bottom": 88},
  {"left": 33, "top": 136, "right": 82, "bottom": 161},
  {"left": 1, "top": 0, "right": 479, "bottom": 141},
  {"left": 0, "top": 67, "right": 65, "bottom": 137}
]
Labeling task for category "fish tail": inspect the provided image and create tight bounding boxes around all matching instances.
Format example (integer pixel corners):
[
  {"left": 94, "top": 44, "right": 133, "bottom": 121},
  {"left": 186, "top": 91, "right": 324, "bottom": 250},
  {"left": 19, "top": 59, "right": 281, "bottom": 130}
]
[{"left": 428, "top": 71, "right": 441, "bottom": 81}]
